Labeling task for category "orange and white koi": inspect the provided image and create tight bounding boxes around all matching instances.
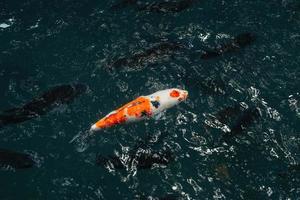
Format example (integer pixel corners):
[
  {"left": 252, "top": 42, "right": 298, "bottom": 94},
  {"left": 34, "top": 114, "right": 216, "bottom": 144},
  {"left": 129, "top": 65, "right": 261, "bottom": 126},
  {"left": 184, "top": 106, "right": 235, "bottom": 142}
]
[{"left": 90, "top": 88, "right": 188, "bottom": 132}]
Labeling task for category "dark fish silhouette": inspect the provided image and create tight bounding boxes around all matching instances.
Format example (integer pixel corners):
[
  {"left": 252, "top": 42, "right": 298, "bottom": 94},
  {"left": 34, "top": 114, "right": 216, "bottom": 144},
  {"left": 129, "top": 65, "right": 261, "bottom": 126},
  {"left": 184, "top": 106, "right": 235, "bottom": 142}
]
[
  {"left": 229, "top": 107, "right": 260, "bottom": 135},
  {"left": 215, "top": 104, "right": 241, "bottom": 124},
  {"left": 220, "top": 107, "right": 260, "bottom": 140},
  {"left": 212, "top": 105, "right": 261, "bottom": 141},
  {"left": 110, "top": 42, "right": 186, "bottom": 68},
  {"left": 110, "top": 0, "right": 138, "bottom": 10},
  {"left": 0, "top": 148, "right": 34, "bottom": 169},
  {"left": 138, "top": 0, "right": 196, "bottom": 13},
  {"left": 97, "top": 149, "right": 175, "bottom": 169},
  {"left": 0, "top": 83, "right": 87, "bottom": 127},
  {"left": 201, "top": 33, "right": 255, "bottom": 59}
]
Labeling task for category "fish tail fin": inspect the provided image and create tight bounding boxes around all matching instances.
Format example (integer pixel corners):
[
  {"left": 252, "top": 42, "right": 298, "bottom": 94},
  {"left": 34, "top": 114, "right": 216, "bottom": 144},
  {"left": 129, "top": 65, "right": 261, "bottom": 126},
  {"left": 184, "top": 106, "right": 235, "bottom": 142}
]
[{"left": 69, "top": 130, "right": 94, "bottom": 152}]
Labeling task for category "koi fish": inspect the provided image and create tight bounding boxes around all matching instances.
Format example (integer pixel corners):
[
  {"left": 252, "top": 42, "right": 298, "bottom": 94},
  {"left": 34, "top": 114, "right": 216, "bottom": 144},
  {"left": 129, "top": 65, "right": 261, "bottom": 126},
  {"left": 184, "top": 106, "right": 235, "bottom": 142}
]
[
  {"left": 109, "top": 42, "right": 186, "bottom": 69},
  {"left": 0, "top": 83, "right": 87, "bottom": 128},
  {"left": 0, "top": 148, "right": 35, "bottom": 170},
  {"left": 229, "top": 107, "right": 260, "bottom": 136},
  {"left": 201, "top": 32, "right": 255, "bottom": 59},
  {"left": 214, "top": 105, "right": 261, "bottom": 141},
  {"left": 90, "top": 88, "right": 188, "bottom": 132}
]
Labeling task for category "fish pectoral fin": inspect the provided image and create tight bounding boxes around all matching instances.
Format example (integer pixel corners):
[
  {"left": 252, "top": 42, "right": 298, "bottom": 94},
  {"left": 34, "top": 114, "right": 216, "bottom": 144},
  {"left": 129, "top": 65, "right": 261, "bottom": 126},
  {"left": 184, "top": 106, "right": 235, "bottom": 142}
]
[
  {"left": 152, "top": 111, "right": 165, "bottom": 120},
  {"left": 69, "top": 130, "right": 92, "bottom": 152}
]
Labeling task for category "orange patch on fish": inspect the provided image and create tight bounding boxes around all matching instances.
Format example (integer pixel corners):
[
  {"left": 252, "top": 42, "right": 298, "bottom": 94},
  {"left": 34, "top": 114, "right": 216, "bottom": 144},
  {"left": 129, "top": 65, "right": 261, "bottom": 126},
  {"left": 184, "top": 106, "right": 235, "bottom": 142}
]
[
  {"left": 94, "top": 97, "right": 151, "bottom": 129},
  {"left": 170, "top": 90, "right": 180, "bottom": 98},
  {"left": 126, "top": 97, "right": 151, "bottom": 117},
  {"left": 95, "top": 111, "right": 127, "bottom": 129}
]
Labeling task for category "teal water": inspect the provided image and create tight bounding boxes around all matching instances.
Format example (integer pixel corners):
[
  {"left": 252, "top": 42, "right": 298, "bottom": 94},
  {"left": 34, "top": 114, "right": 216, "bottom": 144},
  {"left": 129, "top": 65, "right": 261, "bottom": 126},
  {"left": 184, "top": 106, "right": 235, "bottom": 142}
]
[{"left": 1, "top": 0, "right": 300, "bottom": 199}]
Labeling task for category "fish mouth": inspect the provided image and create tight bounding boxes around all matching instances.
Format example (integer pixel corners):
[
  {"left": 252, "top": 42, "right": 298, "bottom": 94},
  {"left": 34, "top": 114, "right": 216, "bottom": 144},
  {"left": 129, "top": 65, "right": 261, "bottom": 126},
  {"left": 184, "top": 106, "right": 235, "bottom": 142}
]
[
  {"left": 182, "top": 90, "right": 188, "bottom": 100},
  {"left": 178, "top": 90, "right": 188, "bottom": 101}
]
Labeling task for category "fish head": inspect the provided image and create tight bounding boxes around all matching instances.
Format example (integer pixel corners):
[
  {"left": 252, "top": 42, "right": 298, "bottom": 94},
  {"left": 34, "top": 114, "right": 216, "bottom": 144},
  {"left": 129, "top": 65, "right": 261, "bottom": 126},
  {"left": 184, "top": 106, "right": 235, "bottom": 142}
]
[{"left": 152, "top": 88, "right": 188, "bottom": 110}]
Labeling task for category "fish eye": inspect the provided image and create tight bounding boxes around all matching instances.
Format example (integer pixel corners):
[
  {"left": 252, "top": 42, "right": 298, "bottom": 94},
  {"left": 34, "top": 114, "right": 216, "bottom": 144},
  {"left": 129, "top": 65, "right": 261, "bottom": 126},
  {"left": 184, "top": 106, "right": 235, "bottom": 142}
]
[{"left": 169, "top": 90, "right": 180, "bottom": 98}]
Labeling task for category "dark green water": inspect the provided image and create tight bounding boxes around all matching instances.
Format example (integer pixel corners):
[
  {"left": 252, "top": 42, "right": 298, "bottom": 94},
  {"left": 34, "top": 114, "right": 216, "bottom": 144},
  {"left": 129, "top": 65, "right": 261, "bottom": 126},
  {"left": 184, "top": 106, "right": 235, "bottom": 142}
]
[{"left": 1, "top": 0, "right": 300, "bottom": 199}]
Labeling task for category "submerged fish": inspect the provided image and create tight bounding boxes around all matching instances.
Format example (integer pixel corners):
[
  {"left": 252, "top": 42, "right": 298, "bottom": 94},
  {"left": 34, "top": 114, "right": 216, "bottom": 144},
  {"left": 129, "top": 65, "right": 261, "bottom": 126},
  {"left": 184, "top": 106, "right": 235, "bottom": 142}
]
[
  {"left": 215, "top": 104, "right": 242, "bottom": 124},
  {"left": 110, "top": 42, "right": 186, "bottom": 69},
  {"left": 0, "top": 83, "right": 87, "bottom": 127},
  {"left": 0, "top": 148, "right": 34, "bottom": 169},
  {"left": 229, "top": 107, "right": 260, "bottom": 135},
  {"left": 210, "top": 105, "right": 261, "bottom": 141},
  {"left": 138, "top": 0, "right": 196, "bottom": 13},
  {"left": 201, "top": 33, "right": 255, "bottom": 59},
  {"left": 97, "top": 149, "right": 175, "bottom": 169},
  {"left": 90, "top": 88, "right": 188, "bottom": 132},
  {"left": 218, "top": 107, "right": 261, "bottom": 140}
]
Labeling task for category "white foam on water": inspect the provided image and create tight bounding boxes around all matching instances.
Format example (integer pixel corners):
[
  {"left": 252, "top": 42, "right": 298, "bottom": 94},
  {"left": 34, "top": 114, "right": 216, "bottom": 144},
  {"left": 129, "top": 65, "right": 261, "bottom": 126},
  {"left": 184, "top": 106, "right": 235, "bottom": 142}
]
[
  {"left": 0, "top": 18, "right": 15, "bottom": 29},
  {"left": 0, "top": 23, "right": 10, "bottom": 29},
  {"left": 27, "top": 18, "right": 41, "bottom": 30}
]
